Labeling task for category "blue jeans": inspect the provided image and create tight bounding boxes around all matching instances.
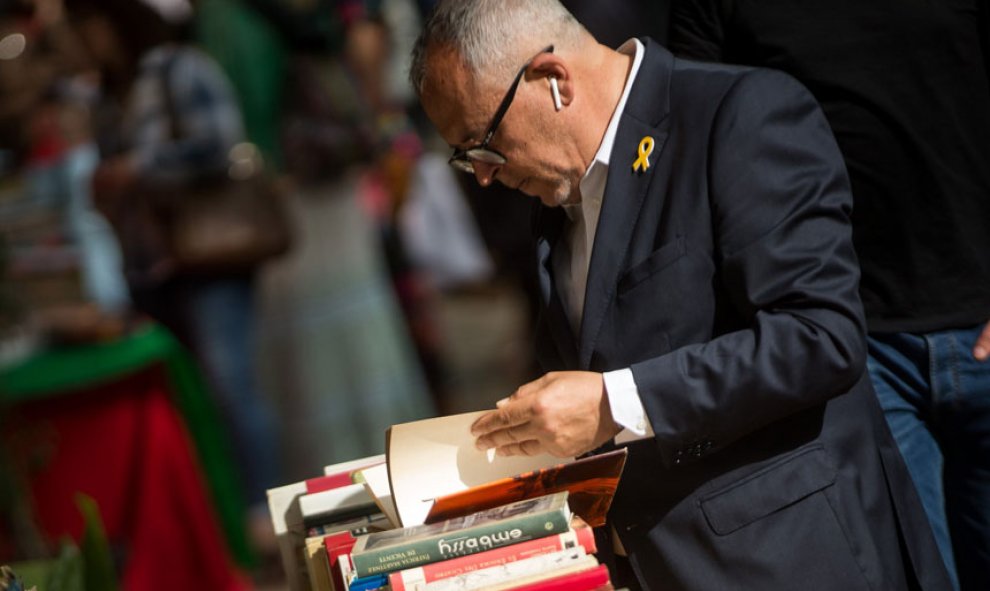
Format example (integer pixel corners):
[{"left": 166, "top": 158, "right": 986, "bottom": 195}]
[
  {"left": 868, "top": 325, "right": 990, "bottom": 591},
  {"left": 186, "top": 276, "right": 282, "bottom": 507}
]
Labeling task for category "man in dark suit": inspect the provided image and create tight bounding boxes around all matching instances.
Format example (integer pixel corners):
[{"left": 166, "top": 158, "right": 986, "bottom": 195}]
[{"left": 409, "top": 1, "right": 951, "bottom": 589}]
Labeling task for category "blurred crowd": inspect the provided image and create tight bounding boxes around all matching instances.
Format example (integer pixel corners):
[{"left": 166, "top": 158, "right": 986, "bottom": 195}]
[
  {"left": 0, "top": 0, "right": 679, "bottom": 579},
  {"left": 0, "top": 0, "right": 670, "bottom": 577},
  {"left": 0, "top": 0, "right": 502, "bottom": 574}
]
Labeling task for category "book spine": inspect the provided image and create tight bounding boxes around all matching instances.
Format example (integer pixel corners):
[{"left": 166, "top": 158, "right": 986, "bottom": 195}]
[
  {"left": 419, "top": 548, "right": 591, "bottom": 591},
  {"left": 498, "top": 564, "right": 610, "bottom": 591},
  {"left": 390, "top": 525, "right": 596, "bottom": 591},
  {"left": 351, "top": 506, "right": 571, "bottom": 577},
  {"left": 337, "top": 554, "right": 355, "bottom": 590},
  {"left": 326, "top": 539, "right": 358, "bottom": 591},
  {"left": 347, "top": 574, "right": 388, "bottom": 591}
]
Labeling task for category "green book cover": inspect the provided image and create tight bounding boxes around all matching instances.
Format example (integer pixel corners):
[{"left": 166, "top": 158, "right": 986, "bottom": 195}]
[{"left": 349, "top": 491, "right": 571, "bottom": 577}]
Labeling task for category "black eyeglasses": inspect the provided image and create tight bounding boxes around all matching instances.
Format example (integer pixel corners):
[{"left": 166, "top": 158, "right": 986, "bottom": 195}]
[{"left": 448, "top": 45, "right": 555, "bottom": 174}]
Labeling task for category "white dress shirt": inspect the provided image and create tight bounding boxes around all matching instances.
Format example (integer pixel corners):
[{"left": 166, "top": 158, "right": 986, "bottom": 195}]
[{"left": 554, "top": 39, "right": 654, "bottom": 444}]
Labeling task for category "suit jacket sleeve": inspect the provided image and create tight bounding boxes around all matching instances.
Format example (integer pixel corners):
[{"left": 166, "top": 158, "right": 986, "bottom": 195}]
[{"left": 630, "top": 68, "right": 867, "bottom": 467}]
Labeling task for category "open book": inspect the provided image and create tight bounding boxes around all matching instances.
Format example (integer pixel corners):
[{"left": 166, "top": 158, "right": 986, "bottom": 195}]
[{"left": 358, "top": 411, "right": 627, "bottom": 529}]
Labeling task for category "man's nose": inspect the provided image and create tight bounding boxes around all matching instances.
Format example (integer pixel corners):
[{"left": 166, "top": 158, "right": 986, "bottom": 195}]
[{"left": 472, "top": 161, "right": 501, "bottom": 187}]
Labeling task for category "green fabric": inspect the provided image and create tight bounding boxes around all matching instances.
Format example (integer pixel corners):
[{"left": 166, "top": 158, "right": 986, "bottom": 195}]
[
  {"left": 195, "top": 0, "right": 289, "bottom": 171},
  {"left": 0, "top": 324, "right": 254, "bottom": 568}
]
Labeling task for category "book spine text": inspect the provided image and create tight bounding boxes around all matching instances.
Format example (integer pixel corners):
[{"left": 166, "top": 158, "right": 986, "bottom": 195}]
[
  {"left": 351, "top": 509, "right": 570, "bottom": 577},
  {"left": 390, "top": 525, "right": 595, "bottom": 591}
]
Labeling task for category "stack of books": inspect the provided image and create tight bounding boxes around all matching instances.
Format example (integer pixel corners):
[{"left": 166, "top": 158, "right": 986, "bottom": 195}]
[
  {"left": 268, "top": 412, "right": 627, "bottom": 591},
  {"left": 267, "top": 455, "right": 392, "bottom": 591},
  {"left": 341, "top": 491, "right": 610, "bottom": 591}
]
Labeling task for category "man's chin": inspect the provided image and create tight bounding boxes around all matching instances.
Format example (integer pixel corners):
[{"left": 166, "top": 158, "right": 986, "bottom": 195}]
[
  {"left": 512, "top": 178, "right": 574, "bottom": 208},
  {"left": 515, "top": 179, "right": 551, "bottom": 205}
]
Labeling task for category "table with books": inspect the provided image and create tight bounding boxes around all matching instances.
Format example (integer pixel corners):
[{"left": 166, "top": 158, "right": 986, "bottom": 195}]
[
  {"left": 268, "top": 411, "right": 626, "bottom": 591},
  {"left": 0, "top": 322, "right": 252, "bottom": 588}
]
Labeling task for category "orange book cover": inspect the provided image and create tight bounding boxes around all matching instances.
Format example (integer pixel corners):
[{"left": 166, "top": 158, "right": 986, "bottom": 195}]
[{"left": 424, "top": 449, "right": 627, "bottom": 527}]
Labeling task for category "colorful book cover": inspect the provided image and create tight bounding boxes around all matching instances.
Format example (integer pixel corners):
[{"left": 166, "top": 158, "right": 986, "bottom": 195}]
[
  {"left": 389, "top": 518, "right": 595, "bottom": 591},
  {"left": 349, "top": 492, "right": 571, "bottom": 578},
  {"left": 419, "top": 548, "right": 597, "bottom": 591},
  {"left": 425, "top": 449, "right": 626, "bottom": 528},
  {"left": 325, "top": 522, "right": 393, "bottom": 591},
  {"left": 347, "top": 573, "right": 389, "bottom": 591},
  {"left": 498, "top": 563, "right": 611, "bottom": 591}
]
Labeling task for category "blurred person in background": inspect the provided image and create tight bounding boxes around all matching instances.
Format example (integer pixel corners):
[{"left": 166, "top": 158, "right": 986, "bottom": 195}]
[
  {"left": 63, "top": 0, "right": 283, "bottom": 555},
  {"left": 233, "top": 0, "right": 437, "bottom": 476},
  {"left": 0, "top": 0, "right": 130, "bottom": 316},
  {"left": 669, "top": 3, "right": 990, "bottom": 589}
]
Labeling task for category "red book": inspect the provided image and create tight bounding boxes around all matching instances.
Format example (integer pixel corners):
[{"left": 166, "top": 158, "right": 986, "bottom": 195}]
[
  {"left": 501, "top": 564, "right": 611, "bottom": 591},
  {"left": 389, "top": 519, "right": 596, "bottom": 591},
  {"left": 325, "top": 531, "right": 360, "bottom": 591}
]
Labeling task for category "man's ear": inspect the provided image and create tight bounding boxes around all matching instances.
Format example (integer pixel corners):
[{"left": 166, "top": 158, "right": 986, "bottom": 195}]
[{"left": 529, "top": 53, "right": 572, "bottom": 109}]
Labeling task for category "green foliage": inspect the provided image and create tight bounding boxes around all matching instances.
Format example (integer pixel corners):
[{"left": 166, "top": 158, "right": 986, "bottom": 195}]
[
  {"left": 1, "top": 494, "right": 118, "bottom": 591},
  {"left": 75, "top": 494, "right": 117, "bottom": 591}
]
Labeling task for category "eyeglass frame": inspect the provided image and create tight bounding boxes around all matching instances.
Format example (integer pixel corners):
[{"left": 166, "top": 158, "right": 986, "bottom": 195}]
[{"left": 448, "top": 45, "right": 555, "bottom": 174}]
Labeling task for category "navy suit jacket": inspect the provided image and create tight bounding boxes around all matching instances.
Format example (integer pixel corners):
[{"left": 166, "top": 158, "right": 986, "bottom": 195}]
[{"left": 533, "top": 40, "right": 949, "bottom": 590}]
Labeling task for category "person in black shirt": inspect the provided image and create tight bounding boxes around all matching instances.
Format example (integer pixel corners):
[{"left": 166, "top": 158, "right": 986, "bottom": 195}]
[{"left": 669, "top": 3, "right": 990, "bottom": 589}]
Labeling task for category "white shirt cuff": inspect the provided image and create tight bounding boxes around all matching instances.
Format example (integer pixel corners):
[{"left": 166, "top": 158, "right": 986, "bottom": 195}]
[{"left": 603, "top": 368, "right": 654, "bottom": 444}]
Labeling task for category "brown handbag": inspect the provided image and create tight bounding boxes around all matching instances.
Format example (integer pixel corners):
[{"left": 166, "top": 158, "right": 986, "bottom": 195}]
[
  {"left": 122, "top": 49, "right": 292, "bottom": 279},
  {"left": 158, "top": 171, "right": 292, "bottom": 274}
]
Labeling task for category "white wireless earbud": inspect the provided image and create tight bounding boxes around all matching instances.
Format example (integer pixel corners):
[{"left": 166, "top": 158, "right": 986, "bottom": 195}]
[{"left": 549, "top": 76, "right": 562, "bottom": 111}]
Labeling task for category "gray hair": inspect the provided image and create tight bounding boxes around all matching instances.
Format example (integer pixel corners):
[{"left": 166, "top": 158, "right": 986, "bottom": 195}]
[{"left": 409, "top": 0, "right": 587, "bottom": 95}]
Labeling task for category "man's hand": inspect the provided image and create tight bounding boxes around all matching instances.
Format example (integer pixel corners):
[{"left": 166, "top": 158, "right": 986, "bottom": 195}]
[
  {"left": 974, "top": 321, "right": 990, "bottom": 361},
  {"left": 470, "top": 371, "right": 623, "bottom": 458}
]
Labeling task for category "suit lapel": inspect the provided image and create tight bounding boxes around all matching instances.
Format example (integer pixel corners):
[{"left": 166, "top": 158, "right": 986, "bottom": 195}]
[{"left": 578, "top": 40, "right": 673, "bottom": 369}]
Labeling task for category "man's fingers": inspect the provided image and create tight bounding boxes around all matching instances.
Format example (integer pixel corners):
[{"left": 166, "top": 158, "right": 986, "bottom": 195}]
[
  {"left": 471, "top": 399, "right": 531, "bottom": 436},
  {"left": 493, "top": 439, "right": 544, "bottom": 457},
  {"left": 495, "top": 380, "right": 542, "bottom": 409},
  {"left": 475, "top": 424, "right": 531, "bottom": 450},
  {"left": 974, "top": 321, "right": 990, "bottom": 361}
]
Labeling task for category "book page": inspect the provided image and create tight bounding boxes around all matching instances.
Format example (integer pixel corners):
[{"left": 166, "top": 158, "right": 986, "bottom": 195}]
[
  {"left": 357, "top": 463, "right": 400, "bottom": 528},
  {"left": 388, "top": 411, "right": 572, "bottom": 527}
]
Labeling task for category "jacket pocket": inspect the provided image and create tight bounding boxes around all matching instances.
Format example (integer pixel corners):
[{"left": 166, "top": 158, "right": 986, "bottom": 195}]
[
  {"left": 617, "top": 237, "right": 686, "bottom": 294},
  {"left": 700, "top": 445, "right": 836, "bottom": 535}
]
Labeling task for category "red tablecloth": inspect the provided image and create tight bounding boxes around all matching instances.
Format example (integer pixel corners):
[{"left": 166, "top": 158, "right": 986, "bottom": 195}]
[{"left": 4, "top": 365, "right": 249, "bottom": 590}]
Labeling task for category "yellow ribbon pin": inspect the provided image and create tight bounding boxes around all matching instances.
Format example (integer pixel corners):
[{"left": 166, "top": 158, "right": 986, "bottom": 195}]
[{"left": 632, "top": 136, "right": 655, "bottom": 172}]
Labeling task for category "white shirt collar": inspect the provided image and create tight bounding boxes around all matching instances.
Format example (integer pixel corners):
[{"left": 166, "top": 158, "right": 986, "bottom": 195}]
[
  {"left": 592, "top": 38, "right": 644, "bottom": 170},
  {"left": 569, "top": 37, "right": 645, "bottom": 216},
  {"left": 555, "top": 39, "right": 645, "bottom": 334}
]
